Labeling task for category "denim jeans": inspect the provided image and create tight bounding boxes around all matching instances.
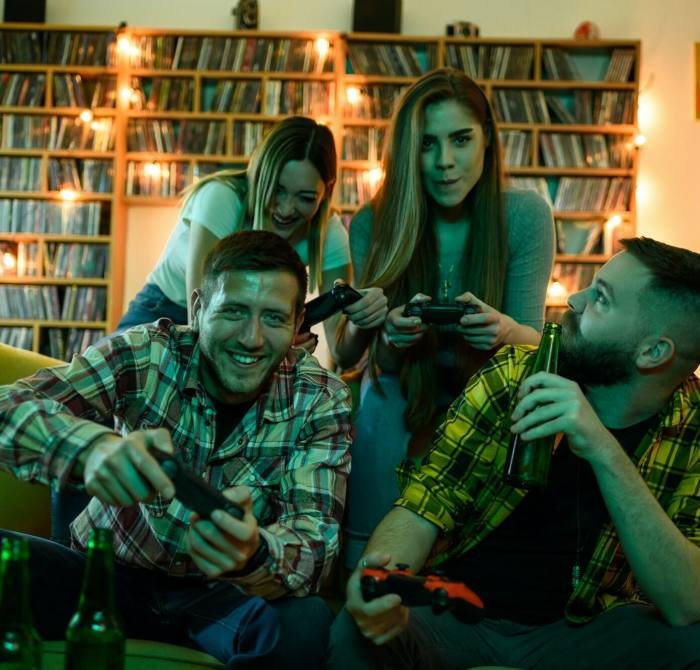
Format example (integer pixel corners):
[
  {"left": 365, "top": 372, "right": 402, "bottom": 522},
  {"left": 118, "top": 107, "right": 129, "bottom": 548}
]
[
  {"left": 116, "top": 283, "right": 188, "bottom": 332},
  {"left": 2, "top": 530, "right": 332, "bottom": 670}
]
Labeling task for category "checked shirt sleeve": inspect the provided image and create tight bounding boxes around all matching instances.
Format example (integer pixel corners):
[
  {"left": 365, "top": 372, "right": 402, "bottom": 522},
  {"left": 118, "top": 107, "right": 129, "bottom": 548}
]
[
  {"left": 396, "top": 347, "right": 531, "bottom": 532},
  {"left": 0, "top": 330, "right": 151, "bottom": 489},
  {"left": 227, "top": 380, "right": 353, "bottom": 599}
]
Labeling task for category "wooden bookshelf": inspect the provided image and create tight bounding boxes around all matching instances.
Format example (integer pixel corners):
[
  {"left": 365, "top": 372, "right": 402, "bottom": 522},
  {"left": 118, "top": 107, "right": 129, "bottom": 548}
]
[
  {"left": 0, "top": 25, "right": 641, "bottom": 355},
  {"left": 337, "top": 34, "right": 641, "bottom": 317},
  {"left": 0, "top": 23, "right": 119, "bottom": 360}
]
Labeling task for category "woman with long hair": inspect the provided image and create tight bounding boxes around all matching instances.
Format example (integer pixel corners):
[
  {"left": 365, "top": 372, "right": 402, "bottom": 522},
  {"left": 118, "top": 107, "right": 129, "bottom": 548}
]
[
  {"left": 118, "top": 115, "right": 387, "bottom": 353},
  {"left": 337, "top": 68, "right": 555, "bottom": 567}
]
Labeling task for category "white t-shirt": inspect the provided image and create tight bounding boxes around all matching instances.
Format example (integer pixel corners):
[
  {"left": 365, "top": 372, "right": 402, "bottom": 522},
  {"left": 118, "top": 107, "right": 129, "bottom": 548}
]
[{"left": 147, "top": 180, "right": 350, "bottom": 307}]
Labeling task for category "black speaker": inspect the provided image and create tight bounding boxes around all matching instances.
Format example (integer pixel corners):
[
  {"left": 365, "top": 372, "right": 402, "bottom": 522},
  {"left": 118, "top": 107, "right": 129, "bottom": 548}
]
[
  {"left": 353, "top": 0, "right": 401, "bottom": 33},
  {"left": 3, "top": 0, "right": 46, "bottom": 23}
]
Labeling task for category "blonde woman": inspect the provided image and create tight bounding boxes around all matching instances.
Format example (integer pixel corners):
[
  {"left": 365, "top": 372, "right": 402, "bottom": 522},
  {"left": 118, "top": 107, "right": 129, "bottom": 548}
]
[
  {"left": 118, "top": 116, "right": 387, "bottom": 354},
  {"left": 338, "top": 68, "right": 555, "bottom": 567}
]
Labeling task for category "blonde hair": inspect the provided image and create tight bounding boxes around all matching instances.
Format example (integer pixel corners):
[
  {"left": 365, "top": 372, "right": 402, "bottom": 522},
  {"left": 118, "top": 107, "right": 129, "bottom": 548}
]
[
  {"left": 360, "top": 68, "right": 508, "bottom": 432},
  {"left": 180, "top": 116, "right": 337, "bottom": 291}
]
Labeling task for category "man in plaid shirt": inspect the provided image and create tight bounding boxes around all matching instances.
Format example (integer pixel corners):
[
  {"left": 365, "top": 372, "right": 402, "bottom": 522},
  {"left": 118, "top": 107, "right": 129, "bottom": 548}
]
[
  {"left": 331, "top": 237, "right": 700, "bottom": 670},
  {"left": 0, "top": 231, "right": 352, "bottom": 669}
]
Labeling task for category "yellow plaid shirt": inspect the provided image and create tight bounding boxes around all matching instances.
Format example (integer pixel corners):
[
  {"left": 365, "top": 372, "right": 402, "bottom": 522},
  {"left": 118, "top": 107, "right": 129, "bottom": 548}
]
[{"left": 396, "top": 345, "right": 700, "bottom": 623}]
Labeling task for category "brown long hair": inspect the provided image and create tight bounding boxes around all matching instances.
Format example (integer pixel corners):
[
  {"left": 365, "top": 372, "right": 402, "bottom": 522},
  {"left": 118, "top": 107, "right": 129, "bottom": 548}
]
[
  {"left": 180, "top": 116, "right": 337, "bottom": 291},
  {"left": 360, "top": 68, "right": 508, "bottom": 432}
]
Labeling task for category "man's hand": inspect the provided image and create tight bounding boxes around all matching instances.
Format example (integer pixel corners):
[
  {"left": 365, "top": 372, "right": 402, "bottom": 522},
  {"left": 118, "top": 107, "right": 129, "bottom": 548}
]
[
  {"left": 510, "top": 371, "right": 619, "bottom": 464},
  {"left": 346, "top": 552, "right": 409, "bottom": 646},
  {"left": 80, "top": 428, "right": 175, "bottom": 506},
  {"left": 186, "top": 485, "right": 260, "bottom": 577}
]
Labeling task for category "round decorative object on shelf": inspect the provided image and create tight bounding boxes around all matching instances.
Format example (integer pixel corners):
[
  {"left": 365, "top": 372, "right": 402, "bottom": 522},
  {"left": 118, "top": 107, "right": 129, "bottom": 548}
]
[{"left": 573, "top": 21, "right": 601, "bottom": 40}]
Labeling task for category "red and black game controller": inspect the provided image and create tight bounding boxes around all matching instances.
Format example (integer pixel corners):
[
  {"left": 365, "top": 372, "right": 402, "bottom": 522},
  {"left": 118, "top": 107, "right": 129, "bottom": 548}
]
[{"left": 360, "top": 564, "right": 484, "bottom": 617}]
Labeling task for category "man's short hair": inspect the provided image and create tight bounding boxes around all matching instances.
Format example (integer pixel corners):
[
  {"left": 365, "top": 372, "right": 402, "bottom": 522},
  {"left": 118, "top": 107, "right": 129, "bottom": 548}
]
[
  {"left": 620, "top": 236, "right": 700, "bottom": 363},
  {"left": 201, "top": 231, "right": 308, "bottom": 315}
]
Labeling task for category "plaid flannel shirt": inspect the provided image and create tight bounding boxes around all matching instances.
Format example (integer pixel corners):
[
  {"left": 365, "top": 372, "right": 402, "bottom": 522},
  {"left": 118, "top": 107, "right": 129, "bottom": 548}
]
[
  {"left": 0, "top": 320, "right": 352, "bottom": 599},
  {"left": 396, "top": 345, "right": 700, "bottom": 623}
]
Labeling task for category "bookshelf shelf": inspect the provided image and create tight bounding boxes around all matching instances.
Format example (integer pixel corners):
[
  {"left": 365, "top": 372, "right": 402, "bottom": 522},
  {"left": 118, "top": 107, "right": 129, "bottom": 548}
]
[{"left": 0, "top": 24, "right": 640, "bottom": 353}]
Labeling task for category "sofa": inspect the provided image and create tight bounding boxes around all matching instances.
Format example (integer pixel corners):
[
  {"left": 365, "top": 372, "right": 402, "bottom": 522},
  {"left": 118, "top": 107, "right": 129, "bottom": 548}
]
[{"left": 0, "top": 342, "right": 224, "bottom": 669}]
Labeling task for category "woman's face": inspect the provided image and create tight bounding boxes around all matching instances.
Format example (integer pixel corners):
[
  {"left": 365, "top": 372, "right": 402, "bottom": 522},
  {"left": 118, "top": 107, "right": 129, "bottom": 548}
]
[
  {"left": 419, "top": 98, "right": 487, "bottom": 217},
  {"left": 269, "top": 159, "right": 325, "bottom": 240}
]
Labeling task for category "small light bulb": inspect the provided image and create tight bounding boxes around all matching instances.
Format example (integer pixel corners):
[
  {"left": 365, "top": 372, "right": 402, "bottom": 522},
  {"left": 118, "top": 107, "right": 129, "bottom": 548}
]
[
  {"left": 79, "top": 109, "right": 93, "bottom": 123},
  {"left": 547, "top": 280, "right": 567, "bottom": 300},
  {"left": 119, "top": 86, "right": 134, "bottom": 105},
  {"left": 367, "top": 167, "right": 384, "bottom": 188},
  {"left": 633, "top": 133, "right": 647, "bottom": 148},
  {"left": 606, "top": 214, "right": 622, "bottom": 228},
  {"left": 346, "top": 86, "right": 362, "bottom": 105},
  {"left": 2, "top": 252, "right": 16, "bottom": 270},
  {"left": 315, "top": 38, "right": 330, "bottom": 59},
  {"left": 59, "top": 188, "right": 79, "bottom": 201},
  {"left": 116, "top": 34, "right": 132, "bottom": 55},
  {"left": 143, "top": 162, "right": 162, "bottom": 178}
]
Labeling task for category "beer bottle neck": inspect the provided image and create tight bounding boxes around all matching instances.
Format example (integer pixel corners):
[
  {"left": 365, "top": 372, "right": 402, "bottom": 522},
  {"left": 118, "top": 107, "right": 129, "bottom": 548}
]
[
  {"left": 0, "top": 555, "right": 33, "bottom": 626},
  {"left": 78, "top": 544, "right": 116, "bottom": 615}
]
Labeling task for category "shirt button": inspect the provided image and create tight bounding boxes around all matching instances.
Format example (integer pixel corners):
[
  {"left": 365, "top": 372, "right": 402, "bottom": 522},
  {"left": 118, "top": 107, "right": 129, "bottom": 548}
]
[{"left": 238, "top": 438, "right": 244, "bottom": 445}]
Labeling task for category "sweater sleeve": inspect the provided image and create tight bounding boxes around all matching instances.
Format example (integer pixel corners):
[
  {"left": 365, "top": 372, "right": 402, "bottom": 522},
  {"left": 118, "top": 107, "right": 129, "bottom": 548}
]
[
  {"left": 501, "top": 189, "right": 555, "bottom": 330},
  {"left": 348, "top": 206, "right": 374, "bottom": 285}
]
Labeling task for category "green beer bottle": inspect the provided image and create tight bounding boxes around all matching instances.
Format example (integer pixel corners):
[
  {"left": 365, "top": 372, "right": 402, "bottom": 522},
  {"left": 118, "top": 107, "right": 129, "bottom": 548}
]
[
  {"left": 0, "top": 536, "right": 41, "bottom": 669},
  {"left": 64, "top": 528, "right": 125, "bottom": 670},
  {"left": 503, "top": 321, "right": 562, "bottom": 489}
]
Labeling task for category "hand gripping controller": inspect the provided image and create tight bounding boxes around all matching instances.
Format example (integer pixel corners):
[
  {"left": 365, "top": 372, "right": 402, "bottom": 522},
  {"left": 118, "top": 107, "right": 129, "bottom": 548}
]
[
  {"left": 402, "top": 302, "right": 477, "bottom": 325},
  {"left": 360, "top": 564, "right": 484, "bottom": 617},
  {"left": 154, "top": 452, "right": 244, "bottom": 520},
  {"left": 300, "top": 282, "right": 362, "bottom": 332}
]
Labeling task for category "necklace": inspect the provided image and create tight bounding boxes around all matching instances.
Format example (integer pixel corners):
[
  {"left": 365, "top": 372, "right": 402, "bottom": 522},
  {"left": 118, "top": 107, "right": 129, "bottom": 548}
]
[{"left": 438, "top": 262, "right": 456, "bottom": 303}]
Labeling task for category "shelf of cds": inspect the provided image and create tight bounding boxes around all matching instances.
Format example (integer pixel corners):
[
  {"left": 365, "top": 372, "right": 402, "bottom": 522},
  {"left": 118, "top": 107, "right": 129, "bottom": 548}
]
[
  {"left": 0, "top": 23, "right": 119, "bottom": 359},
  {"left": 0, "top": 24, "right": 641, "bottom": 354},
  {"left": 338, "top": 36, "right": 640, "bottom": 315}
]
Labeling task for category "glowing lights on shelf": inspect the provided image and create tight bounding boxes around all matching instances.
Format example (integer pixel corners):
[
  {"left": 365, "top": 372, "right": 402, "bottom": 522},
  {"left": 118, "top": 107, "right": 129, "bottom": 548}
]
[
  {"left": 345, "top": 86, "right": 362, "bottom": 105},
  {"left": 633, "top": 133, "right": 647, "bottom": 148},
  {"left": 116, "top": 33, "right": 140, "bottom": 61},
  {"left": 367, "top": 167, "right": 384, "bottom": 189},
  {"left": 314, "top": 37, "right": 330, "bottom": 59},
  {"left": 59, "top": 188, "right": 79, "bottom": 201},
  {"left": 1, "top": 251, "right": 17, "bottom": 275},
  {"left": 119, "top": 86, "right": 140, "bottom": 107},
  {"left": 142, "top": 162, "right": 162, "bottom": 178},
  {"left": 79, "top": 109, "right": 93, "bottom": 123},
  {"left": 547, "top": 279, "right": 568, "bottom": 301},
  {"left": 606, "top": 214, "right": 622, "bottom": 229}
]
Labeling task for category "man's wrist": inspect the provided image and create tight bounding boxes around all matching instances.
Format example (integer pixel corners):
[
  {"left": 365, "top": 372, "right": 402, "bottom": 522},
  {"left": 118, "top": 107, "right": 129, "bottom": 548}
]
[{"left": 227, "top": 536, "right": 269, "bottom": 577}]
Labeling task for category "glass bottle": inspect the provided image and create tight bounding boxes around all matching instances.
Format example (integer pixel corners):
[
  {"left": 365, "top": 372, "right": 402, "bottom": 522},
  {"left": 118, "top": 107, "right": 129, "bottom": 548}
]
[
  {"left": 0, "top": 536, "right": 41, "bottom": 669},
  {"left": 64, "top": 528, "right": 125, "bottom": 670},
  {"left": 503, "top": 321, "right": 562, "bottom": 489}
]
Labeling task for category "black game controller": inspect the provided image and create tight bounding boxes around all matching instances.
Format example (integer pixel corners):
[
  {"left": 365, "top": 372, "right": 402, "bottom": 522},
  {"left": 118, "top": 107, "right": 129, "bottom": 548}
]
[
  {"left": 402, "top": 301, "right": 477, "bottom": 325},
  {"left": 361, "top": 564, "right": 484, "bottom": 617},
  {"left": 299, "top": 282, "right": 362, "bottom": 332},
  {"left": 154, "top": 453, "right": 244, "bottom": 520}
]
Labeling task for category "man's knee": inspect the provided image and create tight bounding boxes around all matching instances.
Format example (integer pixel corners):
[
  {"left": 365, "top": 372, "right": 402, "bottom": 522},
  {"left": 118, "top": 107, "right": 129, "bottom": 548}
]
[{"left": 269, "top": 596, "right": 333, "bottom": 669}]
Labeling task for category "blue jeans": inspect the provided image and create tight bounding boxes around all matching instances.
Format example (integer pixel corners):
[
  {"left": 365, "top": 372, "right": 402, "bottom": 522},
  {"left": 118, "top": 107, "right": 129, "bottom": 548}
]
[
  {"left": 116, "top": 283, "right": 188, "bottom": 332},
  {"left": 3, "top": 531, "right": 332, "bottom": 670},
  {"left": 329, "top": 602, "right": 700, "bottom": 670}
]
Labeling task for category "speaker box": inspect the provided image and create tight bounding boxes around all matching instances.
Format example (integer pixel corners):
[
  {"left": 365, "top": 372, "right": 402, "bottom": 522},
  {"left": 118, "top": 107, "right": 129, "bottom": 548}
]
[
  {"left": 353, "top": 0, "right": 401, "bottom": 33},
  {"left": 3, "top": 0, "right": 46, "bottom": 23}
]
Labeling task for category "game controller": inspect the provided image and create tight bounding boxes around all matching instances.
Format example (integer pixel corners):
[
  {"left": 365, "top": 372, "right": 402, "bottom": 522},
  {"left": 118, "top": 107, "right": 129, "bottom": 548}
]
[
  {"left": 360, "top": 564, "right": 484, "bottom": 616},
  {"left": 154, "top": 453, "right": 244, "bottom": 520},
  {"left": 299, "top": 282, "right": 362, "bottom": 332},
  {"left": 402, "top": 301, "right": 478, "bottom": 325}
]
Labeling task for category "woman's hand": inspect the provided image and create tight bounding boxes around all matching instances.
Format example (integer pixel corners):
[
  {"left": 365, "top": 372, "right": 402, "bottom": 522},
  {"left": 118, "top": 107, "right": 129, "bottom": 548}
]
[
  {"left": 455, "top": 292, "right": 517, "bottom": 350},
  {"left": 344, "top": 287, "right": 388, "bottom": 330},
  {"left": 381, "top": 293, "right": 430, "bottom": 350}
]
